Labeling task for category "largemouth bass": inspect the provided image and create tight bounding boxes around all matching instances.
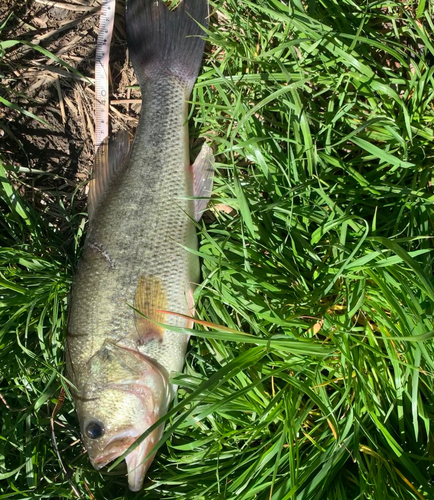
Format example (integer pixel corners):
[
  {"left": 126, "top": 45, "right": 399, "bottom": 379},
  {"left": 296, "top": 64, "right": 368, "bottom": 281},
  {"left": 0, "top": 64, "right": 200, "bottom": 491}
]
[{"left": 66, "top": 0, "right": 212, "bottom": 491}]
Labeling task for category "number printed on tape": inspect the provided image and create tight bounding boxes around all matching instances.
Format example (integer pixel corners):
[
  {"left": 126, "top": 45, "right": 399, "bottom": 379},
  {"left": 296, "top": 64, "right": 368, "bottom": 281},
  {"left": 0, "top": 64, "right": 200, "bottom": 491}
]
[{"left": 95, "top": 0, "right": 116, "bottom": 151}]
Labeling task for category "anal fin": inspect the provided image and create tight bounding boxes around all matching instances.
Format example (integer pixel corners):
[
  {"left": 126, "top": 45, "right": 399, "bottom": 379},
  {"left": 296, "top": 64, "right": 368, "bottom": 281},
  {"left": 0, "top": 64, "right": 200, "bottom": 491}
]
[{"left": 192, "top": 142, "right": 214, "bottom": 221}]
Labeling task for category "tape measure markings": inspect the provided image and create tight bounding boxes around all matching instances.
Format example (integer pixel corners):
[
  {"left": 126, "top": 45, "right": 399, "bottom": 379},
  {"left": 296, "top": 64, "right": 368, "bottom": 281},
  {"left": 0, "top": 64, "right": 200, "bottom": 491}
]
[{"left": 95, "top": 0, "right": 116, "bottom": 153}]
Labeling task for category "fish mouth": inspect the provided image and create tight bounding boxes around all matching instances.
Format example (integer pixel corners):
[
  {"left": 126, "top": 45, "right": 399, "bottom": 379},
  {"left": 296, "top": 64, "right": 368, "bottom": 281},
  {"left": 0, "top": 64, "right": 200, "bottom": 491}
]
[
  {"left": 91, "top": 429, "right": 161, "bottom": 491},
  {"left": 91, "top": 435, "right": 137, "bottom": 470}
]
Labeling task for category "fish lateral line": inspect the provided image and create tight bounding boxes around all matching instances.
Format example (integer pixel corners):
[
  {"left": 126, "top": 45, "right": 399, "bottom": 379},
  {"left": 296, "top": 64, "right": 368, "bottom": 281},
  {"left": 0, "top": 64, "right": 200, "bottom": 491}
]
[{"left": 87, "top": 241, "right": 116, "bottom": 269}]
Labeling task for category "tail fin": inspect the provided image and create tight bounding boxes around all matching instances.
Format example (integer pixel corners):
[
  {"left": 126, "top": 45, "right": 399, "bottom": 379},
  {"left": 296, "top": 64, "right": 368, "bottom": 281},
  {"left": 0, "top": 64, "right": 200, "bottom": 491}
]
[{"left": 126, "top": 0, "right": 208, "bottom": 90}]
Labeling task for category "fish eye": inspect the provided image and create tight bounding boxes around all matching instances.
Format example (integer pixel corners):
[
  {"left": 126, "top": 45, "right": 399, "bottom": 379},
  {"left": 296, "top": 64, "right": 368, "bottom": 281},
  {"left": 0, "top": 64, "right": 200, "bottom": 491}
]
[{"left": 85, "top": 420, "right": 105, "bottom": 439}]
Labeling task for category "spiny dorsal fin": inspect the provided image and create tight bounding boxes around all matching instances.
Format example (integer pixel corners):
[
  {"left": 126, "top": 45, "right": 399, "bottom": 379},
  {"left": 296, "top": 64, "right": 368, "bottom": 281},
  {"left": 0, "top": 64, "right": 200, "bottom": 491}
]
[
  {"left": 88, "top": 130, "right": 130, "bottom": 219},
  {"left": 134, "top": 275, "right": 168, "bottom": 344}
]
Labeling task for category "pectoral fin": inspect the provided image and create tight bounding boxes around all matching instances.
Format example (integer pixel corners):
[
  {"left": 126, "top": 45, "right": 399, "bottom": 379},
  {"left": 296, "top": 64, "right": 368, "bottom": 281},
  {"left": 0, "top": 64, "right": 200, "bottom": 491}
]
[{"left": 134, "top": 276, "right": 167, "bottom": 344}]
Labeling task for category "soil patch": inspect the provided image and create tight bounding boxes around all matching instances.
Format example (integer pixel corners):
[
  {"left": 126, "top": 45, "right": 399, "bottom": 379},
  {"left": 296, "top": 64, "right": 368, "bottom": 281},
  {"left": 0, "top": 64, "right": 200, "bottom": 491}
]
[{"left": 0, "top": 0, "right": 141, "bottom": 212}]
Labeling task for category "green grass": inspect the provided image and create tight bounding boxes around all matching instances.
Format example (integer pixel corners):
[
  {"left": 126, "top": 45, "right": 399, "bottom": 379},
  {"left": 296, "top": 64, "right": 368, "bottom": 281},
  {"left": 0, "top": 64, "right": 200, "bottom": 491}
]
[{"left": 1, "top": 0, "right": 434, "bottom": 498}]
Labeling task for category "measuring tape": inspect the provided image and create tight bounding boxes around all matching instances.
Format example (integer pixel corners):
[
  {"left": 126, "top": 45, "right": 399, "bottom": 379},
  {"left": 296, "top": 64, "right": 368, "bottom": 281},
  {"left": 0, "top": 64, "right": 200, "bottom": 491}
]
[
  {"left": 95, "top": 0, "right": 116, "bottom": 153},
  {"left": 89, "top": 0, "right": 116, "bottom": 214}
]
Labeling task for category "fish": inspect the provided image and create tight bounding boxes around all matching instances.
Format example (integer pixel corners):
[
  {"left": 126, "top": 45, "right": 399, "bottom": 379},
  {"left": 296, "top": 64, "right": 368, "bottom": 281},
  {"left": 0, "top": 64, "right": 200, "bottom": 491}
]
[{"left": 65, "top": 0, "right": 212, "bottom": 491}]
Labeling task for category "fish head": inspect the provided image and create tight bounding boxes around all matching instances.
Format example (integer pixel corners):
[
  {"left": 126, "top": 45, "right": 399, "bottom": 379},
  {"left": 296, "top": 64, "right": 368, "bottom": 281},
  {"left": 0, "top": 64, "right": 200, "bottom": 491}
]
[{"left": 74, "top": 343, "right": 170, "bottom": 491}]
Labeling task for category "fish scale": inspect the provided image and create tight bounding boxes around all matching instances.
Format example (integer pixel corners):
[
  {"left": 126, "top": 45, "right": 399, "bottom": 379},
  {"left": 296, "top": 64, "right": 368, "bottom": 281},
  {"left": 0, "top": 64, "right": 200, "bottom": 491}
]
[
  {"left": 66, "top": 0, "right": 211, "bottom": 491},
  {"left": 68, "top": 80, "right": 196, "bottom": 374}
]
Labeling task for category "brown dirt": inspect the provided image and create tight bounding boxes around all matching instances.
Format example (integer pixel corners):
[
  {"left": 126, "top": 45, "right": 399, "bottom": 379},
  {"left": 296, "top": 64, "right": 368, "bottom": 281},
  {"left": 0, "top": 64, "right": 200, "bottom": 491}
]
[{"left": 0, "top": 0, "right": 141, "bottom": 209}]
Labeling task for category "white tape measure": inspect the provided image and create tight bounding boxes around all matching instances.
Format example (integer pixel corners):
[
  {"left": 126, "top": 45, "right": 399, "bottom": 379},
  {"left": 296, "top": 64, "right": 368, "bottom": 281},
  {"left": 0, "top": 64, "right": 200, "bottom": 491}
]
[{"left": 95, "top": 0, "right": 116, "bottom": 152}]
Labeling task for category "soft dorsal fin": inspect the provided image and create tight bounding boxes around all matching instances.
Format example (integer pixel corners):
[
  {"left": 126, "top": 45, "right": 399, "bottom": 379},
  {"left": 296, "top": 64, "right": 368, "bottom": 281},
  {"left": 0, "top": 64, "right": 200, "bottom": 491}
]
[
  {"left": 134, "top": 275, "right": 168, "bottom": 344},
  {"left": 192, "top": 142, "right": 214, "bottom": 221},
  {"left": 88, "top": 130, "right": 130, "bottom": 219}
]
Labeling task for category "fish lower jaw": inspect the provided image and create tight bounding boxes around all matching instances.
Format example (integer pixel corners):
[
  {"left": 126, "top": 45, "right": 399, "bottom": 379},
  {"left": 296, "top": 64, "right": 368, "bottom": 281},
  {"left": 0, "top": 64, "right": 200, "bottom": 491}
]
[{"left": 125, "top": 438, "right": 157, "bottom": 492}]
